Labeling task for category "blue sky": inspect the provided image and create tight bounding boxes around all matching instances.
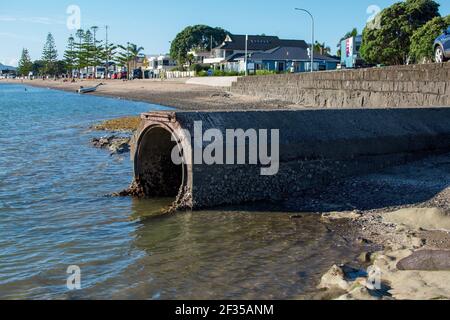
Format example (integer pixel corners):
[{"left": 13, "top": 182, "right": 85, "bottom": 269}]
[{"left": 1, "top": 0, "right": 449, "bottom": 66}]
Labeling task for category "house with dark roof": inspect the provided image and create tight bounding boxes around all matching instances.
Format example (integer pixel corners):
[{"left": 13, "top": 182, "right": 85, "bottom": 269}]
[
  {"left": 227, "top": 46, "right": 339, "bottom": 73},
  {"left": 0, "top": 63, "right": 17, "bottom": 76},
  {"left": 204, "top": 34, "right": 308, "bottom": 68},
  {"left": 248, "top": 46, "right": 339, "bottom": 72}
]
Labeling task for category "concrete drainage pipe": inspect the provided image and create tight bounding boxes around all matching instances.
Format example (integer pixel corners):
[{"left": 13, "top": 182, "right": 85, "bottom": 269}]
[{"left": 133, "top": 108, "right": 450, "bottom": 210}]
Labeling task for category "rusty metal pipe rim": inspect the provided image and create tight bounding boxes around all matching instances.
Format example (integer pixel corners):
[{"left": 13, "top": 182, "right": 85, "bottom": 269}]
[{"left": 134, "top": 123, "right": 189, "bottom": 201}]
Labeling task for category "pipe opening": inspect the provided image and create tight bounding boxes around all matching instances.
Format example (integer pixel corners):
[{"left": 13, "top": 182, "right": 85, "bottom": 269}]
[{"left": 136, "top": 126, "right": 184, "bottom": 198}]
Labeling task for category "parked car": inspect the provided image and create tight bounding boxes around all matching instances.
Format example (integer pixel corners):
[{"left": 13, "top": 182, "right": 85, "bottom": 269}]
[
  {"left": 434, "top": 26, "right": 450, "bottom": 63},
  {"left": 132, "top": 69, "right": 143, "bottom": 79}
]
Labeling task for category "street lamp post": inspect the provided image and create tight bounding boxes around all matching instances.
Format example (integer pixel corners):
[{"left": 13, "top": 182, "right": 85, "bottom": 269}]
[
  {"left": 105, "top": 25, "right": 109, "bottom": 79},
  {"left": 127, "top": 41, "right": 130, "bottom": 79},
  {"left": 245, "top": 34, "right": 248, "bottom": 76},
  {"left": 295, "top": 8, "right": 314, "bottom": 72}
]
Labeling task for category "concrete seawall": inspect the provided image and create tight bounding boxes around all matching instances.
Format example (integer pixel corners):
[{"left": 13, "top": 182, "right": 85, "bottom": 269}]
[
  {"left": 132, "top": 108, "right": 450, "bottom": 209},
  {"left": 231, "top": 63, "right": 450, "bottom": 108}
]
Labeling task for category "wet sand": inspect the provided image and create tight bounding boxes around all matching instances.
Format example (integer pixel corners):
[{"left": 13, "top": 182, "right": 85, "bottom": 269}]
[
  {"left": 301, "top": 153, "right": 450, "bottom": 300},
  {"left": 4, "top": 78, "right": 293, "bottom": 111}
]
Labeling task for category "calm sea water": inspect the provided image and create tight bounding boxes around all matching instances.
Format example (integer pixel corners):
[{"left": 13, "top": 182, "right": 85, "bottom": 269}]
[{"left": 0, "top": 83, "right": 363, "bottom": 300}]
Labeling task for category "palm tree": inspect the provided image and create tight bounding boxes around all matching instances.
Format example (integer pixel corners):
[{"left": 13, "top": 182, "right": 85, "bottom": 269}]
[
  {"left": 129, "top": 43, "right": 145, "bottom": 77},
  {"left": 118, "top": 43, "right": 144, "bottom": 78},
  {"left": 314, "top": 41, "right": 331, "bottom": 55}
]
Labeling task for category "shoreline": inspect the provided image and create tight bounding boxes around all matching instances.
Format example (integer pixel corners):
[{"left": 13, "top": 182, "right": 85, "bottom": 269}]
[
  {"left": 78, "top": 80, "right": 450, "bottom": 300},
  {"left": 5, "top": 78, "right": 450, "bottom": 300},
  {"left": 306, "top": 153, "right": 450, "bottom": 300},
  {"left": 2, "top": 78, "right": 295, "bottom": 111}
]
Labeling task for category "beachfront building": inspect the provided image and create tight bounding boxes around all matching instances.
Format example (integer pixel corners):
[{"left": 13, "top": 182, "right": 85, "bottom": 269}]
[
  {"left": 96, "top": 62, "right": 118, "bottom": 79},
  {"left": 68, "top": 60, "right": 119, "bottom": 79},
  {"left": 233, "top": 46, "right": 340, "bottom": 73},
  {"left": 204, "top": 34, "right": 308, "bottom": 70},
  {"left": 145, "top": 55, "right": 177, "bottom": 76},
  {"left": 340, "top": 35, "right": 365, "bottom": 68},
  {"left": 187, "top": 50, "right": 211, "bottom": 64},
  {"left": 0, "top": 63, "right": 17, "bottom": 77},
  {"left": 133, "top": 54, "right": 147, "bottom": 70}
]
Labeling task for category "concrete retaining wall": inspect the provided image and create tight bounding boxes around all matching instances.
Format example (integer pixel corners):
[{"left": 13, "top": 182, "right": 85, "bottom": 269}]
[
  {"left": 186, "top": 76, "right": 239, "bottom": 87},
  {"left": 133, "top": 108, "right": 450, "bottom": 209},
  {"left": 231, "top": 63, "right": 450, "bottom": 108}
]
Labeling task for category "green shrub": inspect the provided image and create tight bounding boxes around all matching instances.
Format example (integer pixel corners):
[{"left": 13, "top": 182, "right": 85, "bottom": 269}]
[
  {"left": 212, "top": 70, "right": 244, "bottom": 76},
  {"left": 410, "top": 16, "right": 450, "bottom": 63},
  {"left": 171, "top": 65, "right": 186, "bottom": 72},
  {"left": 189, "top": 63, "right": 210, "bottom": 72},
  {"left": 196, "top": 69, "right": 245, "bottom": 77},
  {"left": 255, "top": 70, "right": 276, "bottom": 76}
]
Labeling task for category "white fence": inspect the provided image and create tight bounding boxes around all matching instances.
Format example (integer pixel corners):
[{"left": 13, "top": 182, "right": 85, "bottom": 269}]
[{"left": 165, "top": 71, "right": 196, "bottom": 79}]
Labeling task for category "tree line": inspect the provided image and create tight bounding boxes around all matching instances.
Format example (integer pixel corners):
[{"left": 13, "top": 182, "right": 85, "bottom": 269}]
[
  {"left": 17, "top": 0, "right": 450, "bottom": 77},
  {"left": 360, "top": 0, "right": 449, "bottom": 65},
  {"left": 17, "top": 28, "right": 145, "bottom": 77},
  {"left": 335, "top": 0, "right": 448, "bottom": 65},
  {"left": 170, "top": 0, "right": 449, "bottom": 69}
]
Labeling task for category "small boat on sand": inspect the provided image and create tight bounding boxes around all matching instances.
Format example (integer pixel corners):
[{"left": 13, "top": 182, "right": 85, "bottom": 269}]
[{"left": 77, "top": 83, "right": 103, "bottom": 94}]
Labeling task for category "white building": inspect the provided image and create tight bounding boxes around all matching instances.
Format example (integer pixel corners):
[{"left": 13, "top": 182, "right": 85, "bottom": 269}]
[
  {"left": 187, "top": 50, "right": 211, "bottom": 64},
  {"left": 145, "top": 55, "right": 177, "bottom": 76}
]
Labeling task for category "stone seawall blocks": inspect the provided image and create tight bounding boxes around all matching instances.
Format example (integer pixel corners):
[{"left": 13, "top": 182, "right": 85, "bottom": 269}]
[{"left": 231, "top": 63, "right": 450, "bottom": 108}]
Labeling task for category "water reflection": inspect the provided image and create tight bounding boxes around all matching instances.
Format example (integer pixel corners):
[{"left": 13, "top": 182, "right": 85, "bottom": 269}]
[
  {"left": 129, "top": 198, "right": 174, "bottom": 221},
  {"left": 0, "top": 84, "right": 365, "bottom": 300},
  {"left": 79, "top": 200, "right": 362, "bottom": 300}
]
